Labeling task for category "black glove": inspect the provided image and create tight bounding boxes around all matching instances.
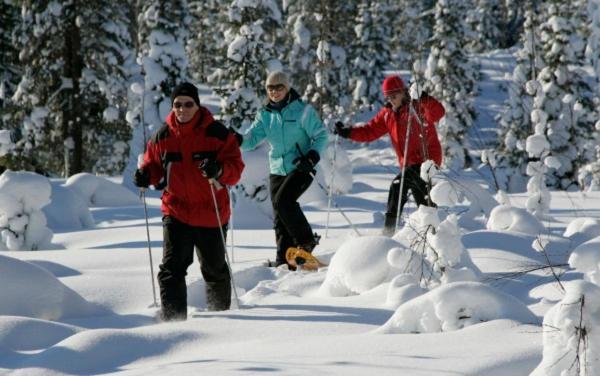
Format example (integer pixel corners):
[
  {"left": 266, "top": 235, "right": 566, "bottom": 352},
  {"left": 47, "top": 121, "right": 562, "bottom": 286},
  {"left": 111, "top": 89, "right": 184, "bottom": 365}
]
[
  {"left": 334, "top": 121, "right": 351, "bottom": 138},
  {"left": 133, "top": 168, "right": 150, "bottom": 188},
  {"left": 293, "top": 150, "right": 319, "bottom": 174},
  {"left": 199, "top": 158, "right": 222, "bottom": 179}
]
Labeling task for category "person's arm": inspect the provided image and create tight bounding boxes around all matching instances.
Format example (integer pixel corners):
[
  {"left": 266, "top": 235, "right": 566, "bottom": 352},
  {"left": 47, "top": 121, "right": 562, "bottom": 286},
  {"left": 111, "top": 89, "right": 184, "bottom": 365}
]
[
  {"left": 240, "top": 112, "right": 267, "bottom": 151},
  {"left": 302, "top": 105, "right": 328, "bottom": 156},
  {"left": 215, "top": 130, "right": 245, "bottom": 186},
  {"left": 140, "top": 136, "right": 165, "bottom": 187},
  {"left": 346, "top": 109, "right": 389, "bottom": 142}
]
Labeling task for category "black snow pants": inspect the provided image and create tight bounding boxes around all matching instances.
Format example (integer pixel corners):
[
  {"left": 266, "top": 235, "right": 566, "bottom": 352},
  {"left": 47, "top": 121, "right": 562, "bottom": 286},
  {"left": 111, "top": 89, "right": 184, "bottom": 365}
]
[
  {"left": 269, "top": 170, "right": 316, "bottom": 266},
  {"left": 158, "top": 215, "right": 231, "bottom": 321},
  {"left": 383, "top": 164, "right": 433, "bottom": 235}
]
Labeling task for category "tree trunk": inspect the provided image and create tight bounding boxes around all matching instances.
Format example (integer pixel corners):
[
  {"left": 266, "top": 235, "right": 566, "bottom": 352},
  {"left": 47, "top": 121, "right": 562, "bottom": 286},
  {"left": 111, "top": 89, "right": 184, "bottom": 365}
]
[{"left": 63, "top": 0, "right": 84, "bottom": 176}]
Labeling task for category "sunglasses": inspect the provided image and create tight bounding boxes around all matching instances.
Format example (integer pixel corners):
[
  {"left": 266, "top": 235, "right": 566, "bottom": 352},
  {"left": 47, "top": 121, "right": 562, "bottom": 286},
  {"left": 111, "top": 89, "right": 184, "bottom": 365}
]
[
  {"left": 266, "top": 84, "right": 286, "bottom": 92},
  {"left": 385, "top": 92, "right": 403, "bottom": 101},
  {"left": 173, "top": 101, "right": 195, "bottom": 109}
]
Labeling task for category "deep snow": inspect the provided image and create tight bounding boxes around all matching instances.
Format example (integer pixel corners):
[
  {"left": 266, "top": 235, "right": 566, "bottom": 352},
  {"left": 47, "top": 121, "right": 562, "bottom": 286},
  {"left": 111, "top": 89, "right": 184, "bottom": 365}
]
[{"left": 1, "top": 50, "right": 598, "bottom": 375}]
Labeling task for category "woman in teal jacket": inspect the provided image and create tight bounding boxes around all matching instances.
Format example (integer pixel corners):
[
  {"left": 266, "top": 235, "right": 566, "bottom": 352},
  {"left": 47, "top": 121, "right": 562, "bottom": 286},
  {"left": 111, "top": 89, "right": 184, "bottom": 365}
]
[{"left": 241, "top": 71, "right": 328, "bottom": 268}]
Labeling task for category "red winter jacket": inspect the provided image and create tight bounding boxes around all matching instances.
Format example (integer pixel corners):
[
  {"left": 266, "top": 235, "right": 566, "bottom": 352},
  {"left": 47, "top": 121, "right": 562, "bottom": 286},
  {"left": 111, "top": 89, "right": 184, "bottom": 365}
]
[
  {"left": 141, "top": 107, "right": 244, "bottom": 227},
  {"left": 349, "top": 95, "right": 445, "bottom": 167}
]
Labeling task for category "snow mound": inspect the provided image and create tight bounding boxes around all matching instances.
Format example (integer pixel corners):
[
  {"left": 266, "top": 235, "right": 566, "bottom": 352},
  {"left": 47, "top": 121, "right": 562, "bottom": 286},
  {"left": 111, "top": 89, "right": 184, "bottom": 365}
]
[
  {"left": 378, "top": 282, "right": 538, "bottom": 334},
  {"left": 385, "top": 274, "right": 428, "bottom": 309},
  {"left": 563, "top": 217, "right": 600, "bottom": 246},
  {"left": 0, "top": 254, "right": 101, "bottom": 320},
  {"left": 569, "top": 237, "right": 600, "bottom": 285},
  {"left": 65, "top": 173, "right": 139, "bottom": 207},
  {"left": 44, "top": 182, "right": 95, "bottom": 230},
  {"left": 15, "top": 326, "right": 202, "bottom": 375},
  {"left": 0, "top": 316, "right": 80, "bottom": 351},
  {"left": 486, "top": 204, "right": 546, "bottom": 235},
  {"left": 319, "top": 236, "right": 401, "bottom": 297},
  {"left": 0, "top": 170, "right": 53, "bottom": 250},
  {"left": 243, "top": 267, "right": 325, "bottom": 303},
  {"left": 531, "top": 280, "right": 600, "bottom": 376}
]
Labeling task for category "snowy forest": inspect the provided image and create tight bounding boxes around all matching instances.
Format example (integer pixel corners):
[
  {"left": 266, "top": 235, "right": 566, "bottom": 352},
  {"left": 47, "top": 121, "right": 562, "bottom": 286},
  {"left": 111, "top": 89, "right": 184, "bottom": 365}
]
[
  {"left": 0, "top": 0, "right": 597, "bottom": 191},
  {"left": 1, "top": 0, "right": 600, "bottom": 375}
]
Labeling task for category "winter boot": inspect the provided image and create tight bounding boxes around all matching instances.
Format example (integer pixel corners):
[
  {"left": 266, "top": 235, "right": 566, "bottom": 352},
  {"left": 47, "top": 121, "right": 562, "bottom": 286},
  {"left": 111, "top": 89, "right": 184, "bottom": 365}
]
[
  {"left": 159, "top": 302, "right": 187, "bottom": 322},
  {"left": 382, "top": 213, "right": 398, "bottom": 237},
  {"left": 206, "top": 279, "right": 231, "bottom": 311}
]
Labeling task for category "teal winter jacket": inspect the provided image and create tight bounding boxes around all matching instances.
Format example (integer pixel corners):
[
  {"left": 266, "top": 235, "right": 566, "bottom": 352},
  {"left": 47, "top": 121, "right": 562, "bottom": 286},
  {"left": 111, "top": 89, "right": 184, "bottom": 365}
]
[{"left": 241, "top": 89, "right": 328, "bottom": 176}]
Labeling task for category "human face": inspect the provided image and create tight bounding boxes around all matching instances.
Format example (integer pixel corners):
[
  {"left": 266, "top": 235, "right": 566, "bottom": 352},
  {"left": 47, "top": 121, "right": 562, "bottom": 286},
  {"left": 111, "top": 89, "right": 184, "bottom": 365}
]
[
  {"left": 172, "top": 96, "right": 199, "bottom": 123},
  {"left": 266, "top": 84, "right": 289, "bottom": 103},
  {"left": 385, "top": 90, "right": 405, "bottom": 110}
]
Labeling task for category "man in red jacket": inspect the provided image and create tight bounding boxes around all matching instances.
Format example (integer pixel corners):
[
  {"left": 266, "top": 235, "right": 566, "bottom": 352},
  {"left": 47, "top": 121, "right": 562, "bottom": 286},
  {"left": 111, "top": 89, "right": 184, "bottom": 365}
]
[
  {"left": 335, "top": 75, "right": 445, "bottom": 236},
  {"left": 133, "top": 82, "right": 244, "bottom": 320}
]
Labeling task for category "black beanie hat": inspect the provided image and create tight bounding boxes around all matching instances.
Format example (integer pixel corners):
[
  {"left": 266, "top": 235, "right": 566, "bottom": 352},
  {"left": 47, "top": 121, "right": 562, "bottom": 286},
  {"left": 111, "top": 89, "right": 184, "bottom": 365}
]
[{"left": 171, "top": 82, "right": 201, "bottom": 107}]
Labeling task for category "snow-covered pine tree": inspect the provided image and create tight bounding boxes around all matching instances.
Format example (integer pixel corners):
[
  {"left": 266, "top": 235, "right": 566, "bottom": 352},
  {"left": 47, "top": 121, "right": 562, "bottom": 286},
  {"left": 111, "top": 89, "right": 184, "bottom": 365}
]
[
  {"left": 531, "top": 1, "right": 596, "bottom": 189},
  {"left": 78, "top": 2, "right": 135, "bottom": 175},
  {"left": 424, "top": 0, "right": 478, "bottom": 170},
  {"left": 283, "top": 1, "right": 316, "bottom": 94},
  {"left": 304, "top": 1, "right": 355, "bottom": 128},
  {"left": 213, "top": 0, "right": 282, "bottom": 131},
  {"left": 187, "top": 0, "right": 225, "bottom": 83},
  {"left": 123, "top": 1, "right": 190, "bottom": 190},
  {"left": 0, "top": 0, "right": 21, "bottom": 171},
  {"left": 0, "top": 0, "right": 19, "bottom": 111},
  {"left": 576, "top": 0, "right": 600, "bottom": 190},
  {"left": 495, "top": 5, "right": 542, "bottom": 191},
  {"left": 465, "top": 0, "right": 505, "bottom": 52},
  {"left": 588, "top": 0, "right": 600, "bottom": 97},
  {"left": 350, "top": 0, "right": 391, "bottom": 112},
  {"left": 389, "top": 0, "right": 435, "bottom": 69},
  {"left": 11, "top": 1, "right": 134, "bottom": 176},
  {"left": 501, "top": 0, "right": 528, "bottom": 48}
]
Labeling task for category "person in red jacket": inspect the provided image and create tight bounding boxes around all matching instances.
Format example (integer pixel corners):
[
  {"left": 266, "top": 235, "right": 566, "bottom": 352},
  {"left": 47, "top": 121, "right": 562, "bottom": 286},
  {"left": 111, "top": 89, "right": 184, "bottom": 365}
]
[
  {"left": 335, "top": 75, "right": 445, "bottom": 236},
  {"left": 133, "top": 82, "right": 244, "bottom": 320}
]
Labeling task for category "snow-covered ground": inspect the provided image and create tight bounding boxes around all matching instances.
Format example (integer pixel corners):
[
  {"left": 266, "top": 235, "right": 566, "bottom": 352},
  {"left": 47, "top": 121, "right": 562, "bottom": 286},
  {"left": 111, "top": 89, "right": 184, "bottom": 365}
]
[{"left": 1, "top": 51, "right": 598, "bottom": 375}]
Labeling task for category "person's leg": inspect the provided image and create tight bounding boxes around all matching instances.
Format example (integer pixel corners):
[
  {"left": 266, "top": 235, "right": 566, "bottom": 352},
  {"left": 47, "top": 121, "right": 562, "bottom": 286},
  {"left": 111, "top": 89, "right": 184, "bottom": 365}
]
[
  {"left": 158, "top": 216, "right": 195, "bottom": 321},
  {"left": 194, "top": 225, "right": 231, "bottom": 311},
  {"left": 405, "top": 164, "right": 433, "bottom": 208},
  {"left": 270, "top": 175, "right": 295, "bottom": 265},
  {"left": 271, "top": 171, "right": 317, "bottom": 250},
  {"left": 383, "top": 172, "right": 404, "bottom": 235}
]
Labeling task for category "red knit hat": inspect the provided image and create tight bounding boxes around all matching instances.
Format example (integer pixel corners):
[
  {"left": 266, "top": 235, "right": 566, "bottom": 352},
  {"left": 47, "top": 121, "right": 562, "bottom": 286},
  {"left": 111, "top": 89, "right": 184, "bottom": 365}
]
[{"left": 382, "top": 75, "right": 405, "bottom": 96}]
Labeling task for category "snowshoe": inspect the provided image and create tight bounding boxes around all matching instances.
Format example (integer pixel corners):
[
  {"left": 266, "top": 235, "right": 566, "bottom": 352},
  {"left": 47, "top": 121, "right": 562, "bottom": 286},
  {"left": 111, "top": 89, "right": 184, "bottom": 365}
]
[{"left": 285, "top": 247, "right": 327, "bottom": 271}]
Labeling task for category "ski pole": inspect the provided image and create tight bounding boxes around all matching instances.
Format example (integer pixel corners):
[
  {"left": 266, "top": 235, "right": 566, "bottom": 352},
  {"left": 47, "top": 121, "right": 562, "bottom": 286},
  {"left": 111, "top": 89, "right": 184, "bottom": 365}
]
[
  {"left": 140, "top": 189, "right": 158, "bottom": 308},
  {"left": 296, "top": 144, "right": 361, "bottom": 236},
  {"left": 208, "top": 180, "right": 240, "bottom": 310},
  {"left": 229, "top": 187, "right": 235, "bottom": 263},
  {"left": 325, "top": 133, "right": 339, "bottom": 237},
  {"left": 138, "top": 68, "right": 158, "bottom": 308},
  {"left": 395, "top": 114, "right": 412, "bottom": 233}
]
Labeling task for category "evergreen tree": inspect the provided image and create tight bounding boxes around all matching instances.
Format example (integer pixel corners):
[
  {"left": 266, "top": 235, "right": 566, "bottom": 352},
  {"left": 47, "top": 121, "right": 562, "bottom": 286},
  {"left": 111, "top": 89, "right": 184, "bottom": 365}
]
[
  {"left": 465, "top": 0, "right": 505, "bottom": 52},
  {"left": 11, "top": 1, "right": 134, "bottom": 176},
  {"left": 495, "top": 5, "right": 542, "bottom": 191},
  {"left": 424, "top": 0, "right": 478, "bottom": 170},
  {"left": 283, "top": 1, "right": 316, "bottom": 94},
  {"left": 304, "top": 1, "right": 355, "bottom": 128},
  {"left": 351, "top": 0, "right": 391, "bottom": 112},
  {"left": 389, "top": 0, "right": 435, "bottom": 69},
  {"left": 0, "top": 0, "right": 21, "bottom": 171},
  {"left": 531, "top": 2, "right": 595, "bottom": 188},
  {"left": 585, "top": 0, "right": 600, "bottom": 91},
  {"left": 187, "top": 1, "right": 225, "bottom": 83},
  {"left": 80, "top": 1, "right": 135, "bottom": 175},
  {"left": 123, "top": 0, "right": 190, "bottom": 189},
  {"left": 213, "top": 0, "right": 282, "bottom": 131}
]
